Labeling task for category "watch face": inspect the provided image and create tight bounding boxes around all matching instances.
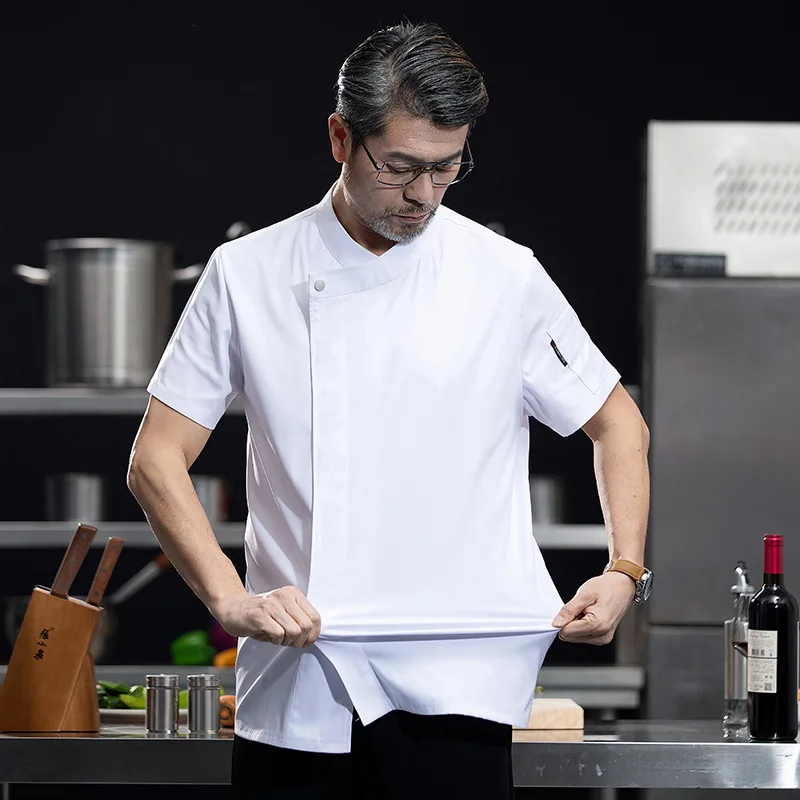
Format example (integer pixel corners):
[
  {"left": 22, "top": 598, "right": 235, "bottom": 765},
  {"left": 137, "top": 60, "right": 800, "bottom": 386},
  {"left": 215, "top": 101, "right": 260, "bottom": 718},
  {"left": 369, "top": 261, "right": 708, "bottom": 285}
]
[{"left": 638, "top": 570, "right": 653, "bottom": 603}]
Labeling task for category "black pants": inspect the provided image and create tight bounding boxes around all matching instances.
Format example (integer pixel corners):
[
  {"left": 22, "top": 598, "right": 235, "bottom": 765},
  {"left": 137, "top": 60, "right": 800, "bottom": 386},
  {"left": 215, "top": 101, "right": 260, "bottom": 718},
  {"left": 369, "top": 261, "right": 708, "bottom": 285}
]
[{"left": 231, "top": 710, "right": 514, "bottom": 799}]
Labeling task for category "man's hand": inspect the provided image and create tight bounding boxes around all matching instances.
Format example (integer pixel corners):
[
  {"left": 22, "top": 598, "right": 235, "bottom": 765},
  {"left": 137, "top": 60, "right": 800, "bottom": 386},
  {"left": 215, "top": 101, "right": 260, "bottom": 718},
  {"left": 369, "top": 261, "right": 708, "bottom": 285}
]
[
  {"left": 213, "top": 586, "right": 322, "bottom": 648},
  {"left": 551, "top": 572, "right": 635, "bottom": 645}
]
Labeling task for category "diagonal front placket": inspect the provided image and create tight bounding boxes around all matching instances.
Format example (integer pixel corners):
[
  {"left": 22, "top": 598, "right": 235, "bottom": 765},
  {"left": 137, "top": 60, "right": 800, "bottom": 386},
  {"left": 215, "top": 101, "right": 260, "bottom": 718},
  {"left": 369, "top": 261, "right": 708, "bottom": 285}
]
[
  {"left": 306, "top": 275, "right": 351, "bottom": 613},
  {"left": 304, "top": 256, "right": 418, "bottom": 618}
]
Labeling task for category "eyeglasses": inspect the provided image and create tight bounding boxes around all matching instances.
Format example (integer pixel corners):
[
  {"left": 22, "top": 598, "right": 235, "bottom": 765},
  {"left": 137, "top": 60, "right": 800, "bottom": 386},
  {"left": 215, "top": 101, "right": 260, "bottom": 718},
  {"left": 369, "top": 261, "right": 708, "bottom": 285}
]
[{"left": 344, "top": 120, "right": 474, "bottom": 187}]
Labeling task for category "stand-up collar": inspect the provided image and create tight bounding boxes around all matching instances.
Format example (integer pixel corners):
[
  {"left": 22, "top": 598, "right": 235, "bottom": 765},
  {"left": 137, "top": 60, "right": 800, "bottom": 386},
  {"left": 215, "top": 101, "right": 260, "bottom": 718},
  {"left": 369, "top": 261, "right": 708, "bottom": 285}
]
[{"left": 314, "top": 183, "right": 437, "bottom": 272}]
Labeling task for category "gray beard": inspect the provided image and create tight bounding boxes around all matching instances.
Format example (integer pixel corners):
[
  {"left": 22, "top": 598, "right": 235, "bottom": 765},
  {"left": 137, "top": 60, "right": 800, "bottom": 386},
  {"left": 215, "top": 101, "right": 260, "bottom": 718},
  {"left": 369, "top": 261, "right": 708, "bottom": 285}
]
[{"left": 366, "top": 207, "right": 437, "bottom": 243}]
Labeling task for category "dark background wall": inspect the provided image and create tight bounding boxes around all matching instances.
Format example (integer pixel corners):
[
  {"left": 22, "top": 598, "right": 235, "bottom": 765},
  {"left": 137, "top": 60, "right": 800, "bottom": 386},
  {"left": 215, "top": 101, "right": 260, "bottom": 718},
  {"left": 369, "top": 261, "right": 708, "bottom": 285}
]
[{"left": 0, "top": 2, "right": 798, "bottom": 666}]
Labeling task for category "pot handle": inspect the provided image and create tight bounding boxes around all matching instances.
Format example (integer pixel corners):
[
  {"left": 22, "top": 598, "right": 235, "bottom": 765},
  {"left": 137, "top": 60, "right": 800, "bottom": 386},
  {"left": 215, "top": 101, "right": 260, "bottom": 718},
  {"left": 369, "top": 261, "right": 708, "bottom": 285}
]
[
  {"left": 172, "top": 264, "right": 205, "bottom": 283},
  {"left": 171, "top": 220, "right": 252, "bottom": 284},
  {"left": 225, "top": 221, "right": 251, "bottom": 240},
  {"left": 13, "top": 264, "right": 51, "bottom": 286}
]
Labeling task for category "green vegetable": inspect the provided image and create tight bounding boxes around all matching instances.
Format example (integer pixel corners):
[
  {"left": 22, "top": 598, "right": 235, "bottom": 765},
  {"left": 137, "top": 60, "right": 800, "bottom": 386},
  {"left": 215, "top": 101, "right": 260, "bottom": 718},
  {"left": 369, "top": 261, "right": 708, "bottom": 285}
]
[
  {"left": 119, "top": 692, "right": 146, "bottom": 710},
  {"left": 97, "top": 680, "right": 146, "bottom": 710},
  {"left": 98, "top": 680, "right": 131, "bottom": 696},
  {"left": 170, "top": 630, "right": 216, "bottom": 666}
]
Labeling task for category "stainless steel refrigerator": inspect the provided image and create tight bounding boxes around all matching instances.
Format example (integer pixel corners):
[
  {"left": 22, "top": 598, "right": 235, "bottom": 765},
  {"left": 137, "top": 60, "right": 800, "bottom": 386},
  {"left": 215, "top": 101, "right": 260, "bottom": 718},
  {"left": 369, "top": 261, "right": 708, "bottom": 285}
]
[{"left": 642, "top": 121, "right": 800, "bottom": 733}]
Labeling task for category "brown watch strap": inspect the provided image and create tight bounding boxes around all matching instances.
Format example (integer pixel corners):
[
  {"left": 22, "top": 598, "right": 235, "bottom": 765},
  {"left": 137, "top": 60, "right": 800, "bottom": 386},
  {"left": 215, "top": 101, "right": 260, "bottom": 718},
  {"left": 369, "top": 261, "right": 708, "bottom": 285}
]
[{"left": 605, "top": 559, "right": 646, "bottom": 582}]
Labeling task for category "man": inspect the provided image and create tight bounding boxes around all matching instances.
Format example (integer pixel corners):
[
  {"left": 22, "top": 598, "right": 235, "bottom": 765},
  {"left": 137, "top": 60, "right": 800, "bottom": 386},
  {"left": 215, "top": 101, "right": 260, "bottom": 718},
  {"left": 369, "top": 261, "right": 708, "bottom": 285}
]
[{"left": 128, "top": 20, "right": 650, "bottom": 799}]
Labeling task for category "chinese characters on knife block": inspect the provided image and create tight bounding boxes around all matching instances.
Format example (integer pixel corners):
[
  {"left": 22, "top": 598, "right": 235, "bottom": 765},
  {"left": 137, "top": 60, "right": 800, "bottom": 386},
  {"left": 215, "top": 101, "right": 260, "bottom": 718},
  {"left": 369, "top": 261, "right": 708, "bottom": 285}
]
[{"left": 0, "top": 524, "right": 124, "bottom": 732}]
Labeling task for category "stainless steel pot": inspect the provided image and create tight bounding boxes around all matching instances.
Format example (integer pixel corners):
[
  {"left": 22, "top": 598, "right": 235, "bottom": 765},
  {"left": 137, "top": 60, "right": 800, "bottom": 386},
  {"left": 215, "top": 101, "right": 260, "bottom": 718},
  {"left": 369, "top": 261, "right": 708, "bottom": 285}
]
[
  {"left": 13, "top": 223, "right": 249, "bottom": 387},
  {"left": 190, "top": 474, "right": 229, "bottom": 522},
  {"left": 529, "top": 474, "right": 565, "bottom": 525},
  {"left": 45, "top": 473, "right": 105, "bottom": 522},
  {"left": 14, "top": 239, "right": 201, "bottom": 387}
]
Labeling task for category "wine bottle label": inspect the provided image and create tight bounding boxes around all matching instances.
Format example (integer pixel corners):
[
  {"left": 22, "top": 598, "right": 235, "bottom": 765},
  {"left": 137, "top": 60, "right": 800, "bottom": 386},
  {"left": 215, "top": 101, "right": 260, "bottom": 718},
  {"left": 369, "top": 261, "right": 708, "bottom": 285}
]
[
  {"left": 749, "top": 629, "right": 778, "bottom": 659},
  {"left": 748, "top": 629, "right": 778, "bottom": 694}
]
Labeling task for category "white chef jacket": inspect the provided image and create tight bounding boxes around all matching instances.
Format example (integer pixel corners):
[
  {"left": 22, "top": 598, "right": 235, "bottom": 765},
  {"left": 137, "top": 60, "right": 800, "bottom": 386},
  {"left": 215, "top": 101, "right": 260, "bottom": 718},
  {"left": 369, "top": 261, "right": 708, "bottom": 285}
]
[{"left": 147, "top": 184, "right": 621, "bottom": 753}]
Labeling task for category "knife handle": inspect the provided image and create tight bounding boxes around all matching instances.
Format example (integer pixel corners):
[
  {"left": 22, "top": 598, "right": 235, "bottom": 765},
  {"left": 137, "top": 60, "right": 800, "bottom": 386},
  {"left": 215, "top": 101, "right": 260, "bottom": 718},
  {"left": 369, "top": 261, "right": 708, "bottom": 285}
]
[
  {"left": 87, "top": 537, "right": 124, "bottom": 606},
  {"left": 51, "top": 523, "right": 97, "bottom": 598}
]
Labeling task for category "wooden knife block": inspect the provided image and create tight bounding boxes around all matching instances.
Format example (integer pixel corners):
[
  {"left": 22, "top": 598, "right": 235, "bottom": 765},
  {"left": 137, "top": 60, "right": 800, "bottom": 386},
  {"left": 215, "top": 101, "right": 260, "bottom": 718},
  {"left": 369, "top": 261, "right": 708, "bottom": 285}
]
[
  {"left": 0, "top": 587, "right": 102, "bottom": 732},
  {"left": 62, "top": 653, "right": 101, "bottom": 732}
]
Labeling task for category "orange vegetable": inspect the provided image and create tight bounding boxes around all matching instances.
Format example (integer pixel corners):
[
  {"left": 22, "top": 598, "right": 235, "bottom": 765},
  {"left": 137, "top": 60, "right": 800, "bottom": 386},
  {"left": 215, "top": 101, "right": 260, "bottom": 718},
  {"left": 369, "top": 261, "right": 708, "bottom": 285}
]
[
  {"left": 213, "top": 647, "right": 237, "bottom": 668},
  {"left": 220, "top": 695, "right": 236, "bottom": 727}
]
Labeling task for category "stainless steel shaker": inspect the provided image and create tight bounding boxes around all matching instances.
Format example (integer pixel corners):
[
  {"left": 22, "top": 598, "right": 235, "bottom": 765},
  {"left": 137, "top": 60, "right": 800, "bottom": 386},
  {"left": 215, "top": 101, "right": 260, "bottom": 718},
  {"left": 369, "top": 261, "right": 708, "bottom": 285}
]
[
  {"left": 187, "top": 674, "right": 221, "bottom": 734},
  {"left": 146, "top": 673, "right": 179, "bottom": 734}
]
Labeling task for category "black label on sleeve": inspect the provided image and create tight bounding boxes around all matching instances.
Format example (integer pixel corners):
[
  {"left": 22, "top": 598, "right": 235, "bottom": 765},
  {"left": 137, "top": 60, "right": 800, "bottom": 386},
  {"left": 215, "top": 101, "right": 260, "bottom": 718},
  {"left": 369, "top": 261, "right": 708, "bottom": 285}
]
[{"left": 550, "top": 339, "right": 569, "bottom": 367}]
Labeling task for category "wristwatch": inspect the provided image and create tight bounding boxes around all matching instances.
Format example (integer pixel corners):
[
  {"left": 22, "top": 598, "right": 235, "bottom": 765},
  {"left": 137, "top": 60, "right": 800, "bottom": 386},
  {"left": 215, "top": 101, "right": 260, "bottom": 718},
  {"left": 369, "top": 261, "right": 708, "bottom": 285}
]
[{"left": 603, "top": 559, "right": 653, "bottom": 604}]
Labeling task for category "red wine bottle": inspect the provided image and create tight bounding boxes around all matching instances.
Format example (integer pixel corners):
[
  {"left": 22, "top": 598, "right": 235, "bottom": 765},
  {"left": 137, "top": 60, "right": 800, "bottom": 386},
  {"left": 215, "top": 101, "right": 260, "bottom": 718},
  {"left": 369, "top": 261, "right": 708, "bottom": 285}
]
[{"left": 747, "top": 534, "right": 799, "bottom": 741}]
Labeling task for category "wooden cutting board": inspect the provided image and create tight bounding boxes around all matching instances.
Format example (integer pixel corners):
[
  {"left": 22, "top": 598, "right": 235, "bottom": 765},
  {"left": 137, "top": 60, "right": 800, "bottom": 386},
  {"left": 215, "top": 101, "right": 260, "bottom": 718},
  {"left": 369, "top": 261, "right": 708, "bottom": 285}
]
[
  {"left": 512, "top": 698, "right": 584, "bottom": 742},
  {"left": 519, "top": 698, "right": 584, "bottom": 730}
]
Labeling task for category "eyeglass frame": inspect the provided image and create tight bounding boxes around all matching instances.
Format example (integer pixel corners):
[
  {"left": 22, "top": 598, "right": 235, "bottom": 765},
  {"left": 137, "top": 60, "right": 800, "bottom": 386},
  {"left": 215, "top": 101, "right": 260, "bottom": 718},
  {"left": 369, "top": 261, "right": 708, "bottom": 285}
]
[{"left": 342, "top": 118, "right": 474, "bottom": 187}]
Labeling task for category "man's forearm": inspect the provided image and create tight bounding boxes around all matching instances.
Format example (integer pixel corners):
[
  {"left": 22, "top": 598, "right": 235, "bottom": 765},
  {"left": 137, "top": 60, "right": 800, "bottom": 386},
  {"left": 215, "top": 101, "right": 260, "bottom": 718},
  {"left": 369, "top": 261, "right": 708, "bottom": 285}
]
[
  {"left": 127, "top": 452, "right": 245, "bottom": 613},
  {"left": 592, "top": 413, "right": 650, "bottom": 565}
]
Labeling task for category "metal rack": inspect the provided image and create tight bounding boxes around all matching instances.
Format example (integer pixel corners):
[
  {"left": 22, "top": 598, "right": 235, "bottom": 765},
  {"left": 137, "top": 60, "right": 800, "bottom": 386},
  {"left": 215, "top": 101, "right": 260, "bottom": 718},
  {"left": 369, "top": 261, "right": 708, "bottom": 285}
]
[
  {"left": 0, "top": 521, "right": 607, "bottom": 549},
  {"left": 0, "top": 388, "right": 244, "bottom": 415}
]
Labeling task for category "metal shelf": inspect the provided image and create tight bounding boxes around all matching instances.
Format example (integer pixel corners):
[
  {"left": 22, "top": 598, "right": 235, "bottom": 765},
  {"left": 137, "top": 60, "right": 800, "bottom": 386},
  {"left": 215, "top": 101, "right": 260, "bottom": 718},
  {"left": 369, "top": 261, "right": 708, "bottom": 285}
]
[
  {"left": 0, "top": 522, "right": 606, "bottom": 549},
  {"left": 0, "top": 388, "right": 244, "bottom": 415},
  {"left": 0, "top": 522, "right": 245, "bottom": 548}
]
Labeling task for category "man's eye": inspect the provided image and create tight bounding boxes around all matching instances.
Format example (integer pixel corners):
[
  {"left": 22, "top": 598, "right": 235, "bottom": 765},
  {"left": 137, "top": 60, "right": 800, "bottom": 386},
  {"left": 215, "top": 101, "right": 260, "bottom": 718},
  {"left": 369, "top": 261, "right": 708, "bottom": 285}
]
[
  {"left": 434, "top": 163, "right": 459, "bottom": 173},
  {"left": 385, "top": 163, "right": 415, "bottom": 175}
]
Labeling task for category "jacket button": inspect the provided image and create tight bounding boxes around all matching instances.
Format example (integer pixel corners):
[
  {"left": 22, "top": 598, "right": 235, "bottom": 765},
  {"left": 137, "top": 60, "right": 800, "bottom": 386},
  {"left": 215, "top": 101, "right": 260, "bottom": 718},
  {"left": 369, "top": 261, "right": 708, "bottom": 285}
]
[{"left": 314, "top": 279, "right": 326, "bottom": 292}]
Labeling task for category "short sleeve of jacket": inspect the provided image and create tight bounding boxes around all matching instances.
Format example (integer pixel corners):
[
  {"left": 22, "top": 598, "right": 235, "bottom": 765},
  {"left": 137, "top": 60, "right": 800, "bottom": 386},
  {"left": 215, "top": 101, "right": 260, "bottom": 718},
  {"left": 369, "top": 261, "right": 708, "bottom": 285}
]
[
  {"left": 147, "top": 247, "right": 243, "bottom": 430},
  {"left": 521, "top": 254, "right": 620, "bottom": 437}
]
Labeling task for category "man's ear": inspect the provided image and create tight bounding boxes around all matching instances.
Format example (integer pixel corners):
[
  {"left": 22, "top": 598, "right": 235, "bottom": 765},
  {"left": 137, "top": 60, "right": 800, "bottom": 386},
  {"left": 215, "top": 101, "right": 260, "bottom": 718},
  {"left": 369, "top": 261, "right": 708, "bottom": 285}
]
[{"left": 328, "top": 114, "right": 351, "bottom": 164}]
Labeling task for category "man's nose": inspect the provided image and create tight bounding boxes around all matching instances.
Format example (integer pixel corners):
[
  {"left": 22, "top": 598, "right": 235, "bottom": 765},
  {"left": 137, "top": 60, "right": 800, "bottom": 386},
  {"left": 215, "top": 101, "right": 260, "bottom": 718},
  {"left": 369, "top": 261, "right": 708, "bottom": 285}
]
[{"left": 402, "top": 172, "right": 436, "bottom": 207}]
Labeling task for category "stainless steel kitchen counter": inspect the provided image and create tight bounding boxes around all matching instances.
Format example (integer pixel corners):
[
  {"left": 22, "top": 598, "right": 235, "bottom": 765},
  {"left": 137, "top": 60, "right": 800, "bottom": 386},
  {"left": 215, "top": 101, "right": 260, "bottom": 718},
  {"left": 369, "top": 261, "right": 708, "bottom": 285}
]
[
  {"left": 0, "top": 720, "right": 797, "bottom": 788},
  {"left": 514, "top": 720, "right": 800, "bottom": 789}
]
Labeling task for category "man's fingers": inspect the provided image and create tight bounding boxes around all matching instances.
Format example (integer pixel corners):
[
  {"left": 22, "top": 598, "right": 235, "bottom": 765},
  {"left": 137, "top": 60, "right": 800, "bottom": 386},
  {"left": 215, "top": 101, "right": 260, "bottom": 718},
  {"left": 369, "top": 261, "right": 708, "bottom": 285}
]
[
  {"left": 257, "top": 617, "right": 286, "bottom": 645},
  {"left": 291, "top": 594, "right": 323, "bottom": 645},
  {"left": 557, "top": 618, "right": 594, "bottom": 641},
  {"left": 266, "top": 597, "right": 319, "bottom": 647},
  {"left": 251, "top": 587, "right": 322, "bottom": 647},
  {"left": 269, "top": 606, "right": 303, "bottom": 646},
  {"left": 553, "top": 595, "right": 591, "bottom": 628},
  {"left": 250, "top": 595, "right": 290, "bottom": 644},
  {"left": 283, "top": 603, "right": 316, "bottom": 648},
  {"left": 558, "top": 613, "right": 613, "bottom": 644},
  {"left": 554, "top": 575, "right": 633, "bottom": 645}
]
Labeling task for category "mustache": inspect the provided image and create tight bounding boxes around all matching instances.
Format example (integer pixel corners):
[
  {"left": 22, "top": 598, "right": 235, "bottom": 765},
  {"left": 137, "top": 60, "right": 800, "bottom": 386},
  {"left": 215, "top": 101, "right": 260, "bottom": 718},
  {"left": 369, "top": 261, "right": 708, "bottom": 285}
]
[{"left": 385, "top": 204, "right": 437, "bottom": 217}]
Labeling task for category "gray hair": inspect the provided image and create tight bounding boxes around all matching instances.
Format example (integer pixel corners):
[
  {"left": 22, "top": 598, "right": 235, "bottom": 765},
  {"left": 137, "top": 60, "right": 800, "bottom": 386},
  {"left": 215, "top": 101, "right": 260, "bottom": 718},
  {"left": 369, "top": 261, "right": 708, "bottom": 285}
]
[{"left": 334, "top": 22, "right": 489, "bottom": 142}]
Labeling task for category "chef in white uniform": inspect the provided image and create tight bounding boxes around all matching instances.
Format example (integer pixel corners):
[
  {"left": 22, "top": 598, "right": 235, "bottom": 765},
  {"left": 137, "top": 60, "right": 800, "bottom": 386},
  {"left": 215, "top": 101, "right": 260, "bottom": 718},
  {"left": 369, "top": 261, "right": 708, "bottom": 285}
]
[{"left": 128, "top": 20, "right": 650, "bottom": 800}]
